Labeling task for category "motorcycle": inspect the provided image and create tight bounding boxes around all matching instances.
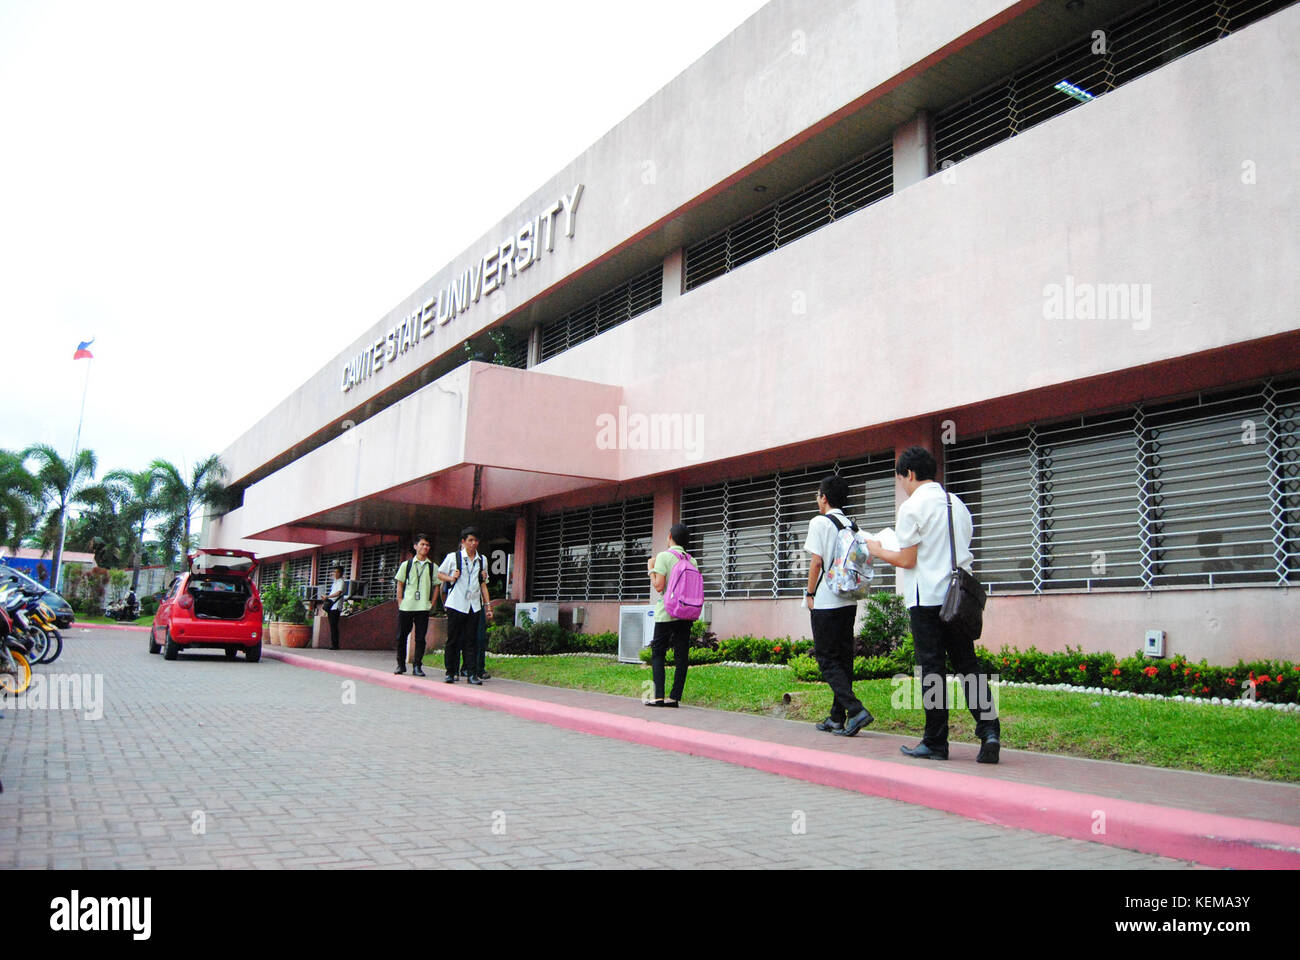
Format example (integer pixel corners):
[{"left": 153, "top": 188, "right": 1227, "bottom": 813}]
[
  {"left": 104, "top": 594, "right": 141, "bottom": 621},
  {"left": 0, "top": 604, "right": 33, "bottom": 696}
]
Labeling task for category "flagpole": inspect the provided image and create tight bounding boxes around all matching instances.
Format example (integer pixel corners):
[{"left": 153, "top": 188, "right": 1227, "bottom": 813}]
[{"left": 53, "top": 355, "right": 92, "bottom": 593}]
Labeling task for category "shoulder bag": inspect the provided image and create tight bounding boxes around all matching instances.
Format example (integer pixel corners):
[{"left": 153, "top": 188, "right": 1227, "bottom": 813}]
[{"left": 939, "top": 493, "right": 987, "bottom": 641}]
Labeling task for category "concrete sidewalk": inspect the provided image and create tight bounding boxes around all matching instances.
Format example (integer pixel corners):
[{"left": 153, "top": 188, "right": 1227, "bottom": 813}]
[{"left": 268, "top": 646, "right": 1300, "bottom": 868}]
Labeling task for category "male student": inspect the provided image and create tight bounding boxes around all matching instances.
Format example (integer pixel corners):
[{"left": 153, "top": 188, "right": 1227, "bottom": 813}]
[
  {"left": 393, "top": 535, "right": 435, "bottom": 677},
  {"left": 438, "top": 526, "right": 493, "bottom": 684},
  {"left": 866, "top": 446, "right": 1001, "bottom": 763},
  {"left": 804, "top": 475, "right": 874, "bottom": 737}
]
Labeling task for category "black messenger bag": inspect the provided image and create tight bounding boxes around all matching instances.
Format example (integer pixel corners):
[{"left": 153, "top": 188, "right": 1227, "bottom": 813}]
[{"left": 939, "top": 493, "right": 987, "bottom": 641}]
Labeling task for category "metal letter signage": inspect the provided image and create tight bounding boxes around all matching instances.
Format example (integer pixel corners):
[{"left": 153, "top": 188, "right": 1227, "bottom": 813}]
[{"left": 339, "top": 184, "right": 583, "bottom": 393}]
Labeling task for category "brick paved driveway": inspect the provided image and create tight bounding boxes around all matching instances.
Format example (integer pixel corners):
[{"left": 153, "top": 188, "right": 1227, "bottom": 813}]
[{"left": 0, "top": 631, "right": 1197, "bottom": 869}]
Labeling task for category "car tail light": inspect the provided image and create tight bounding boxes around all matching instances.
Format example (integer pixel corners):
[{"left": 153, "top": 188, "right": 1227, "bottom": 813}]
[
  {"left": 245, "top": 595, "right": 261, "bottom": 617},
  {"left": 177, "top": 592, "right": 194, "bottom": 611}
]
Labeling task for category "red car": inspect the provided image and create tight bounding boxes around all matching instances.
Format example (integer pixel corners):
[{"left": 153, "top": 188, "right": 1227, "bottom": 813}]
[{"left": 149, "top": 549, "right": 263, "bottom": 661}]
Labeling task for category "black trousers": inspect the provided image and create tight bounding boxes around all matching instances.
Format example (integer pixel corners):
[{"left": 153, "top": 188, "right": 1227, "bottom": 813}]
[
  {"left": 650, "top": 619, "right": 692, "bottom": 701},
  {"left": 445, "top": 608, "right": 478, "bottom": 677},
  {"left": 327, "top": 609, "right": 341, "bottom": 649},
  {"left": 810, "top": 605, "right": 863, "bottom": 722},
  {"left": 396, "top": 610, "right": 430, "bottom": 668},
  {"left": 908, "top": 604, "right": 1000, "bottom": 749}
]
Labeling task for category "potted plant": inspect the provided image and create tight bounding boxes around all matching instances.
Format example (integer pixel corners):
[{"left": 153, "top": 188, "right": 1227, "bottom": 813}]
[{"left": 279, "top": 592, "right": 312, "bottom": 647}]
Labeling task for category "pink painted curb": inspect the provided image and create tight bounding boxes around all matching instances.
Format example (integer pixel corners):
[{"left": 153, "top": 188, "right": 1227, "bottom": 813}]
[
  {"left": 266, "top": 648, "right": 1300, "bottom": 869},
  {"left": 74, "top": 622, "right": 149, "bottom": 633}
]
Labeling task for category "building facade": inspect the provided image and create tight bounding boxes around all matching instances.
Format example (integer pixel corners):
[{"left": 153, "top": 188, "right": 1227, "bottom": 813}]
[{"left": 206, "top": 0, "right": 1300, "bottom": 663}]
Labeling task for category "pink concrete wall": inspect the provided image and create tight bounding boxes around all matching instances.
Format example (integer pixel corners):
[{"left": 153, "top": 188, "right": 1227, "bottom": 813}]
[{"left": 568, "top": 588, "right": 1299, "bottom": 666}]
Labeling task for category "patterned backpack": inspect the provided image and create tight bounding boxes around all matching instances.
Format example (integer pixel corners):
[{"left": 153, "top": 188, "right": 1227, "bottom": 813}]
[{"left": 823, "top": 514, "right": 875, "bottom": 600}]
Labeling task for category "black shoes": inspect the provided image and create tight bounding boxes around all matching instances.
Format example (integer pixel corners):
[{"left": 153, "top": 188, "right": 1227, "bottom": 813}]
[
  {"left": 977, "top": 734, "right": 1001, "bottom": 764},
  {"left": 443, "top": 674, "right": 457, "bottom": 683},
  {"left": 394, "top": 666, "right": 406, "bottom": 675},
  {"left": 467, "top": 675, "right": 483, "bottom": 685},
  {"left": 645, "top": 699, "right": 665, "bottom": 707},
  {"left": 834, "top": 708, "right": 875, "bottom": 737},
  {"left": 900, "top": 743, "right": 949, "bottom": 760},
  {"left": 663, "top": 700, "right": 679, "bottom": 708},
  {"left": 478, "top": 672, "right": 490, "bottom": 680},
  {"left": 815, "top": 716, "right": 845, "bottom": 733},
  {"left": 412, "top": 666, "right": 426, "bottom": 677}
]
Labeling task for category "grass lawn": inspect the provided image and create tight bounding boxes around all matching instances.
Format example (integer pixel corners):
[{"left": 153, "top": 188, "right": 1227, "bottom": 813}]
[
  {"left": 77, "top": 614, "right": 153, "bottom": 627},
  {"left": 421, "top": 651, "right": 1300, "bottom": 783}
]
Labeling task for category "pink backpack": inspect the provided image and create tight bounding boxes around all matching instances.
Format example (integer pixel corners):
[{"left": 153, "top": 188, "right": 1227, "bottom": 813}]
[{"left": 663, "top": 549, "right": 704, "bottom": 621}]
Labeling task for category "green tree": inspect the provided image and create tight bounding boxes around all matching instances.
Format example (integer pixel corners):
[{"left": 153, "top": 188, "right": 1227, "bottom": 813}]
[
  {"left": 0, "top": 448, "right": 41, "bottom": 549},
  {"left": 65, "top": 482, "right": 131, "bottom": 569},
  {"left": 102, "top": 466, "right": 165, "bottom": 590},
  {"left": 150, "top": 455, "right": 227, "bottom": 569},
  {"left": 22, "top": 443, "right": 97, "bottom": 590}
]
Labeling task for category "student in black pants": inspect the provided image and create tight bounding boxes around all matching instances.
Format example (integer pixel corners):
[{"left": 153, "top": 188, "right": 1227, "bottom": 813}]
[
  {"left": 437, "top": 527, "right": 493, "bottom": 683},
  {"left": 646, "top": 523, "right": 695, "bottom": 707}
]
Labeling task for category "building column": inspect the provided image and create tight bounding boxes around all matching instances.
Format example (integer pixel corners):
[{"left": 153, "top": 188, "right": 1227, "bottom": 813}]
[
  {"left": 662, "top": 248, "right": 684, "bottom": 303},
  {"left": 651, "top": 476, "right": 682, "bottom": 556},
  {"left": 511, "top": 512, "right": 529, "bottom": 601},
  {"left": 892, "top": 110, "right": 933, "bottom": 193}
]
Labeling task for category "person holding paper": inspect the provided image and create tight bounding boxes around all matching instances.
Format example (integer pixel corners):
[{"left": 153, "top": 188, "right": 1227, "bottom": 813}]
[{"left": 866, "top": 446, "right": 1001, "bottom": 763}]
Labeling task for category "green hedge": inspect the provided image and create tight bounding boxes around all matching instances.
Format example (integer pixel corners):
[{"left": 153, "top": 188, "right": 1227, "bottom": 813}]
[
  {"left": 485, "top": 623, "right": 617, "bottom": 656},
  {"left": 981, "top": 645, "right": 1300, "bottom": 703}
]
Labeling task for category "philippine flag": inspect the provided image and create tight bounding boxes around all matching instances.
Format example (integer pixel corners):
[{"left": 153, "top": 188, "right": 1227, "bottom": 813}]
[{"left": 73, "top": 339, "right": 94, "bottom": 360}]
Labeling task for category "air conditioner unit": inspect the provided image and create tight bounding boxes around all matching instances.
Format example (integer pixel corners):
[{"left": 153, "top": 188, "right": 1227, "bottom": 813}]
[
  {"left": 618, "top": 605, "right": 657, "bottom": 663},
  {"left": 515, "top": 602, "right": 559, "bottom": 627}
]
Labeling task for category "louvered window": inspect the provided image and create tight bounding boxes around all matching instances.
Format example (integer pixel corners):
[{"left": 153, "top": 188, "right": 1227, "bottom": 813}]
[
  {"left": 359, "top": 543, "right": 402, "bottom": 600},
  {"left": 530, "top": 497, "right": 655, "bottom": 601},
  {"left": 539, "top": 266, "right": 663, "bottom": 361},
  {"left": 681, "top": 453, "right": 897, "bottom": 600},
  {"left": 946, "top": 377, "right": 1300, "bottom": 592},
  {"left": 683, "top": 143, "right": 892, "bottom": 292},
  {"left": 935, "top": 0, "right": 1296, "bottom": 169},
  {"left": 318, "top": 550, "right": 352, "bottom": 588}
]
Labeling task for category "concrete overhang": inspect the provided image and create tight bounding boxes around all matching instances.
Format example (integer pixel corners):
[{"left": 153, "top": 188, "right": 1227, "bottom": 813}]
[{"left": 226, "top": 362, "right": 626, "bottom": 542}]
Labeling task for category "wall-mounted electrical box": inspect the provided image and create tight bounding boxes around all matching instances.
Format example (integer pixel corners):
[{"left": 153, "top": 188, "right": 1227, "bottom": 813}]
[{"left": 1144, "top": 629, "right": 1165, "bottom": 658}]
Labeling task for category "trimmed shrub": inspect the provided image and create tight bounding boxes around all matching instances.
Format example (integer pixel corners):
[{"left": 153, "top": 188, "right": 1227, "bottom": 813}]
[{"left": 855, "top": 591, "right": 911, "bottom": 658}]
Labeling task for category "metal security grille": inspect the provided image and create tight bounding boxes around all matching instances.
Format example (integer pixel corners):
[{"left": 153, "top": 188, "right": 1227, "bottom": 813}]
[
  {"left": 683, "top": 143, "right": 893, "bottom": 292},
  {"left": 935, "top": 0, "right": 1296, "bottom": 169},
  {"left": 539, "top": 266, "right": 663, "bottom": 362},
  {"left": 681, "top": 453, "right": 896, "bottom": 600},
  {"left": 946, "top": 377, "right": 1300, "bottom": 593},
  {"left": 287, "top": 556, "right": 313, "bottom": 591},
  {"left": 359, "top": 543, "right": 402, "bottom": 601},
  {"left": 317, "top": 550, "right": 352, "bottom": 588},
  {"left": 530, "top": 497, "right": 655, "bottom": 601},
  {"left": 258, "top": 561, "right": 283, "bottom": 590}
]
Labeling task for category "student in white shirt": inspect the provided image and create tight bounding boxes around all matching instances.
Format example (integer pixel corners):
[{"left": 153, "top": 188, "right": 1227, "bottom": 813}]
[
  {"left": 325, "top": 565, "right": 345, "bottom": 650},
  {"left": 867, "top": 446, "right": 1001, "bottom": 763},
  {"left": 437, "top": 526, "right": 493, "bottom": 684},
  {"left": 803, "top": 475, "right": 874, "bottom": 737}
]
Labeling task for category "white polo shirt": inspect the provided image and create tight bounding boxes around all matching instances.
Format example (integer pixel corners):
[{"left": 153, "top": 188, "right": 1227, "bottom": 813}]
[
  {"left": 438, "top": 550, "right": 486, "bottom": 614},
  {"left": 895, "top": 481, "right": 974, "bottom": 608}
]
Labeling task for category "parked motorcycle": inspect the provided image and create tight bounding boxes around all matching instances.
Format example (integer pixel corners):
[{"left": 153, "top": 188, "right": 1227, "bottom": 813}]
[
  {"left": 0, "top": 603, "right": 33, "bottom": 696},
  {"left": 104, "top": 591, "right": 140, "bottom": 621}
]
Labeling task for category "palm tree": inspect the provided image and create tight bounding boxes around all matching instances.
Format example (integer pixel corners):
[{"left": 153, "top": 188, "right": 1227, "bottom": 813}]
[
  {"left": 0, "top": 449, "right": 41, "bottom": 549},
  {"left": 22, "top": 443, "right": 97, "bottom": 590},
  {"left": 66, "top": 482, "right": 130, "bottom": 569},
  {"left": 103, "top": 466, "right": 164, "bottom": 589},
  {"left": 150, "top": 455, "right": 228, "bottom": 570}
]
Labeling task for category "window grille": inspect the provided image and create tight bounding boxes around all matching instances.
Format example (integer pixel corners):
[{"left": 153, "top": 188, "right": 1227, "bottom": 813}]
[
  {"left": 539, "top": 266, "right": 663, "bottom": 361},
  {"left": 318, "top": 550, "right": 352, "bottom": 588},
  {"left": 286, "top": 556, "right": 313, "bottom": 591},
  {"left": 946, "top": 376, "right": 1300, "bottom": 592},
  {"left": 530, "top": 497, "right": 655, "bottom": 601},
  {"left": 681, "top": 452, "right": 897, "bottom": 600},
  {"left": 935, "top": 0, "right": 1296, "bottom": 169},
  {"left": 359, "top": 543, "right": 402, "bottom": 601},
  {"left": 683, "top": 143, "right": 892, "bottom": 292},
  {"left": 258, "top": 561, "right": 283, "bottom": 590}
]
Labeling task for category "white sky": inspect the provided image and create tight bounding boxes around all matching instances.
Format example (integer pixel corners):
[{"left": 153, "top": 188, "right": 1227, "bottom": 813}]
[{"left": 0, "top": 0, "right": 768, "bottom": 485}]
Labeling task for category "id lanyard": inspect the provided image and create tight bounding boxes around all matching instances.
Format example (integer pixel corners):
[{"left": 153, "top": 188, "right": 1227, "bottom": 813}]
[{"left": 412, "top": 561, "right": 430, "bottom": 601}]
